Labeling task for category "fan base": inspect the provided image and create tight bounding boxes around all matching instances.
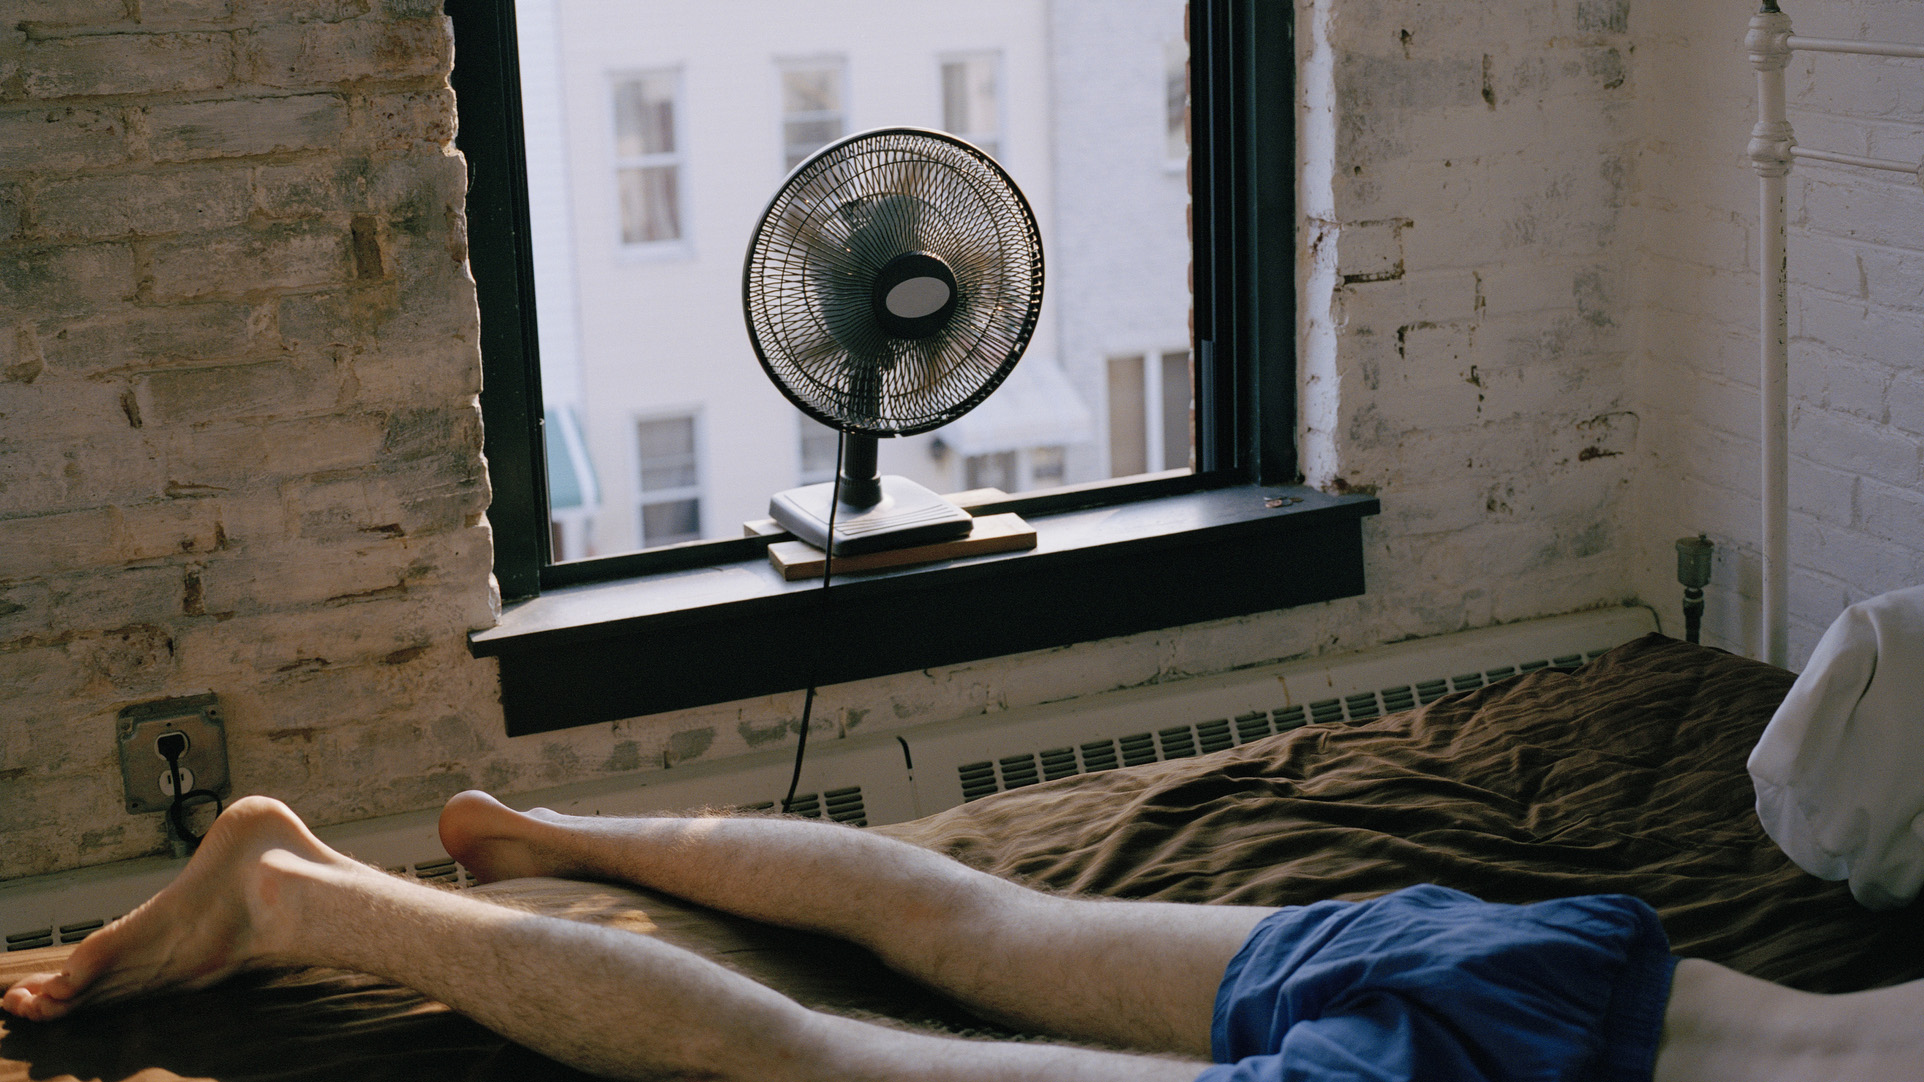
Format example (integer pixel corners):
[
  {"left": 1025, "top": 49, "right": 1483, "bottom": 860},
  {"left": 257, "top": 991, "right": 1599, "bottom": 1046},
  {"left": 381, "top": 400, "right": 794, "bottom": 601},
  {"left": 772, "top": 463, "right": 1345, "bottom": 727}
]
[{"left": 769, "top": 476, "right": 975, "bottom": 557}]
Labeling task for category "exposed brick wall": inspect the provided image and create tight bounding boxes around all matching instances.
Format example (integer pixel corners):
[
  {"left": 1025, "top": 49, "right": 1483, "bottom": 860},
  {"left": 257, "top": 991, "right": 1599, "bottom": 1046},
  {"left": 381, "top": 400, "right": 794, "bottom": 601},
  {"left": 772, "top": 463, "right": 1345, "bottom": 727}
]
[
  {"left": 4, "top": 0, "right": 1915, "bottom": 880},
  {"left": 1629, "top": 0, "right": 1924, "bottom": 665},
  {"left": 0, "top": 0, "right": 512, "bottom": 877},
  {"left": 1300, "top": 0, "right": 1643, "bottom": 638}
]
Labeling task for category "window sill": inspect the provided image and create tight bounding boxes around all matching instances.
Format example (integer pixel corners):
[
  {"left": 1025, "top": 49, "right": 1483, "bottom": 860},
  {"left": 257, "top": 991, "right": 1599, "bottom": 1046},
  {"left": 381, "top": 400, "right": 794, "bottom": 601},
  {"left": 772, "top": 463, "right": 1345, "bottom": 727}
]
[{"left": 470, "top": 483, "right": 1380, "bottom": 736}]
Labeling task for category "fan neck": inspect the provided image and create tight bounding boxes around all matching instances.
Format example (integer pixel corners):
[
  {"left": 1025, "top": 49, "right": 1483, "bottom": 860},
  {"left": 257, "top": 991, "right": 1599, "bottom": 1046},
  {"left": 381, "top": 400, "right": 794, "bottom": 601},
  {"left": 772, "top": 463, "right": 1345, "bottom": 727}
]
[{"left": 838, "top": 433, "right": 883, "bottom": 509}]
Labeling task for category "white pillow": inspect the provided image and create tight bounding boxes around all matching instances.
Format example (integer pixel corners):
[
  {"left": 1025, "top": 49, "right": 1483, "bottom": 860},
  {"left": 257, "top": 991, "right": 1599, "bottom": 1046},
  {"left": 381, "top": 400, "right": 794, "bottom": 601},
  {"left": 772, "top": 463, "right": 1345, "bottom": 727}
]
[{"left": 1749, "top": 585, "right": 1924, "bottom": 909}]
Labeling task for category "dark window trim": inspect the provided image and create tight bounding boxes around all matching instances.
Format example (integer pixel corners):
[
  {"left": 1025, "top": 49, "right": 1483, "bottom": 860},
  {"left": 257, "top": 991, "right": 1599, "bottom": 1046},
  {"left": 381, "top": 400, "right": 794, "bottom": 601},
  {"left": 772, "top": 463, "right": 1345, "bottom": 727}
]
[
  {"left": 450, "top": 0, "right": 1380, "bottom": 732},
  {"left": 473, "top": 485, "right": 1377, "bottom": 734}
]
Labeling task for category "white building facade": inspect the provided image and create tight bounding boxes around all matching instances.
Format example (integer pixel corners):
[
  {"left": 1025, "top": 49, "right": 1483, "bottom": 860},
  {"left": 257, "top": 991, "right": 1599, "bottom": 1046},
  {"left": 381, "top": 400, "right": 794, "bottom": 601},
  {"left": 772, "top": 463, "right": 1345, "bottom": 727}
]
[{"left": 519, "top": 0, "right": 1188, "bottom": 561}]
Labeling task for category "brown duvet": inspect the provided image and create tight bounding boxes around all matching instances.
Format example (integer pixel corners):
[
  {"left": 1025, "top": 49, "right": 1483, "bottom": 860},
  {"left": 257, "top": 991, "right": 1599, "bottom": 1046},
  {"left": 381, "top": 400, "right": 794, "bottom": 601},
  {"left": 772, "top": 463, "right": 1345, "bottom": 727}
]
[{"left": 5, "top": 634, "right": 1919, "bottom": 1081}]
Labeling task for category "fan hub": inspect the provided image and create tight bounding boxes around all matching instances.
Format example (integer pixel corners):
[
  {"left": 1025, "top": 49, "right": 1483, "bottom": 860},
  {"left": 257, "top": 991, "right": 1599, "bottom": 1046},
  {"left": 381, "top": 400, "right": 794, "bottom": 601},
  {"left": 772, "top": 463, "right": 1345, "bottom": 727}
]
[{"left": 872, "top": 251, "right": 958, "bottom": 340}]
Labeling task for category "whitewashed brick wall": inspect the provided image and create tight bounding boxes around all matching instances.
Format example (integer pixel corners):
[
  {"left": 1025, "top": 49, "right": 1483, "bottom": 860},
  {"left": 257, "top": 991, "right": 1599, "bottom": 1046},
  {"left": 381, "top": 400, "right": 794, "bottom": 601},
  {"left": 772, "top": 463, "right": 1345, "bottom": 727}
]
[
  {"left": 0, "top": 0, "right": 521, "bottom": 877},
  {"left": 1629, "top": 0, "right": 1924, "bottom": 666},
  {"left": 1298, "top": 0, "right": 1643, "bottom": 636},
  {"left": 7, "top": 0, "right": 1916, "bottom": 880}
]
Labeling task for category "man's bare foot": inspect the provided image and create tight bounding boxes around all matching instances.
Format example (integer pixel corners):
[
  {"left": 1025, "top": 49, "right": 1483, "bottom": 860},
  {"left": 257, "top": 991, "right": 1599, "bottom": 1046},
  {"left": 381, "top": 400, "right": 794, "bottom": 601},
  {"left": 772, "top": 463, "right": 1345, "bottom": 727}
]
[
  {"left": 437, "top": 790, "right": 581, "bottom": 884},
  {"left": 0, "top": 796, "right": 353, "bottom": 1022}
]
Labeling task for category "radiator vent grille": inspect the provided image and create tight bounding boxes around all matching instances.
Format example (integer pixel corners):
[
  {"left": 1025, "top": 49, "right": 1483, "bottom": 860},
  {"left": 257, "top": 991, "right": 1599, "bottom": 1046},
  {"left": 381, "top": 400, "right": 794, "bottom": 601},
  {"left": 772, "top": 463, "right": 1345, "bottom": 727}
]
[
  {"left": 6, "top": 610, "right": 1652, "bottom": 951},
  {"left": 954, "top": 652, "right": 1605, "bottom": 802},
  {"left": 733, "top": 786, "right": 869, "bottom": 826}
]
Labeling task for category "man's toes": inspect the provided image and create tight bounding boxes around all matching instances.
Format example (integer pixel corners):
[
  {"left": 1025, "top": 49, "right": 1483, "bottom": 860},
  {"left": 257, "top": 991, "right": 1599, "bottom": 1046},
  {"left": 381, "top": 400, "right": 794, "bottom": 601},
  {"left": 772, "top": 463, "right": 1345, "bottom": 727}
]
[{"left": 3, "top": 976, "right": 72, "bottom": 1021}]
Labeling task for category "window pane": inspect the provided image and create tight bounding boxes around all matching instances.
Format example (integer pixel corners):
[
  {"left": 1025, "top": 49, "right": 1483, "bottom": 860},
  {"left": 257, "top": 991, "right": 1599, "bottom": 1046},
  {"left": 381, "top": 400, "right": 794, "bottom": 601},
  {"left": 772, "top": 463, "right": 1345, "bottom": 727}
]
[
  {"left": 1030, "top": 445, "right": 1065, "bottom": 486},
  {"left": 637, "top": 416, "right": 697, "bottom": 489},
  {"left": 783, "top": 67, "right": 840, "bottom": 114},
  {"left": 941, "top": 55, "right": 999, "bottom": 155},
  {"left": 1107, "top": 354, "right": 1147, "bottom": 477},
  {"left": 781, "top": 63, "right": 843, "bottom": 169},
  {"left": 521, "top": 0, "right": 1192, "bottom": 561},
  {"left": 614, "top": 73, "right": 676, "bottom": 156},
  {"left": 642, "top": 498, "right": 701, "bottom": 545},
  {"left": 618, "top": 166, "right": 680, "bottom": 243},
  {"left": 637, "top": 416, "right": 691, "bottom": 456},
  {"left": 1159, "top": 350, "right": 1190, "bottom": 471},
  {"left": 965, "top": 451, "right": 1018, "bottom": 493},
  {"left": 783, "top": 118, "right": 841, "bottom": 160}
]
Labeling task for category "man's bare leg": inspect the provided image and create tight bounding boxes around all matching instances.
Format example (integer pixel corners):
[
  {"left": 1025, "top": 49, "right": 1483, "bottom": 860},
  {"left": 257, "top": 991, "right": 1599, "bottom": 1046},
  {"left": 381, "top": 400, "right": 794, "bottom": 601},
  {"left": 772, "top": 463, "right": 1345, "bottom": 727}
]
[
  {"left": 1655, "top": 958, "right": 1924, "bottom": 1082},
  {"left": 439, "top": 791, "right": 1275, "bottom": 1058},
  {"left": 3, "top": 797, "right": 1206, "bottom": 1082}
]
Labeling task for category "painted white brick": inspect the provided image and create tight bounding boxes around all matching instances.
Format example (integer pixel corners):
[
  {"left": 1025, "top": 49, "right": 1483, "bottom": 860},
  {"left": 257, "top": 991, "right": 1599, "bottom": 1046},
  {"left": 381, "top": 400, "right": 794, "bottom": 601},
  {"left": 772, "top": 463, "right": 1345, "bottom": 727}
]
[
  {"left": 16, "top": 32, "right": 234, "bottom": 100},
  {"left": 0, "top": 501, "right": 220, "bottom": 578},
  {"left": 147, "top": 223, "right": 352, "bottom": 300},
  {"left": 234, "top": 0, "right": 369, "bottom": 24},
  {"left": 1792, "top": 292, "right": 1923, "bottom": 373},
  {"left": 354, "top": 89, "right": 457, "bottom": 152},
  {"left": 175, "top": 603, "right": 459, "bottom": 676},
  {"left": 9, "top": 0, "right": 129, "bottom": 25},
  {"left": 253, "top": 158, "right": 369, "bottom": 219},
  {"left": 241, "top": 17, "right": 452, "bottom": 88},
  {"left": 1787, "top": 566, "right": 1855, "bottom": 639},
  {"left": 0, "top": 377, "right": 131, "bottom": 443},
  {"left": 263, "top": 413, "right": 390, "bottom": 475},
  {"left": 36, "top": 165, "right": 254, "bottom": 241},
  {"left": 1337, "top": 218, "right": 1407, "bottom": 282},
  {"left": 1790, "top": 406, "right": 1920, "bottom": 487},
  {"left": 153, "top": 424, "right": 275, "bottom": 496},
  {"left": 1791, "top": 516, "right": 1920, "bottom": 601},
  {"left": 0, "top": 437, "right": 170, "bottom": 517},
  {"left": 0, "top": 243, "right": 137, "bottom": 316},
  {"left": 0, "top": 182, "right": 20, "bottom": 239},
  {"left": 38, "top": 303, "right": 258, "bottom": 376},
  {"left": 1855, "top": 477, "right": 1924, "bottom": 548},
  {"left": 1795, "top": 172, "right": 1924, "bottom": 254},
  {"left": 147, "top": 94, "right": 348, "bottom": 162},
  {"left": 1889, "top": 375, "right": 1924, "bottom": 438},
  {"left": 1788, "top": 460, "right": 1860, "bottom": 528},
  {"left": 132, "top": 356, "right": 344, "bottom": 426},
  {"left": 1808, "top": 349, "right": 1897, "bottom": 423},
  {"left": 132, "top": 0, "right": 236, "bottom": 26}
]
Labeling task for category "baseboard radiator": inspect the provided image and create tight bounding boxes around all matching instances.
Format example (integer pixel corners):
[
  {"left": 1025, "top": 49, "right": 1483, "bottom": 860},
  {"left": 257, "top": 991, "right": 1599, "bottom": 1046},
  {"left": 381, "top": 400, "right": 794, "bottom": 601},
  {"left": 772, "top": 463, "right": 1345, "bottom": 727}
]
[{"left": 1, "top": 606, "right": 1656, "bottom": 950}]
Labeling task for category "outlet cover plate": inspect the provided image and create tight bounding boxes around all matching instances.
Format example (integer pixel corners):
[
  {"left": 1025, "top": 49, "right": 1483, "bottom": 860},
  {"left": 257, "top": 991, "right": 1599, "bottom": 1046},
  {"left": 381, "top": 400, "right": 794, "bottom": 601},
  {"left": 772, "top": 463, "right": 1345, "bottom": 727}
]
[{"left": 117, "top": 693, "right": 230, "bottom": 815}]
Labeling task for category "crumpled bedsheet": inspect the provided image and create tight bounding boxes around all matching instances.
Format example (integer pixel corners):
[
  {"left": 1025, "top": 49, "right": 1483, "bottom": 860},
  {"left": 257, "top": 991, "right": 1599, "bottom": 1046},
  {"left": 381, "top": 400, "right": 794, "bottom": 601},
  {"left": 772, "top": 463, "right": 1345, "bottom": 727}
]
[{"left": 4, "top": 634, "right": 1918, "bottom": 1082}]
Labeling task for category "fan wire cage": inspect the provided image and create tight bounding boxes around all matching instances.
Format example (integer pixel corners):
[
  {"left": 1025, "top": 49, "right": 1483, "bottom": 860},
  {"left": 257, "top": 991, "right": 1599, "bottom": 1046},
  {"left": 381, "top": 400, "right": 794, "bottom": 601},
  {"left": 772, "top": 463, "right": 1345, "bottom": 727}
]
[{"left": 744, "top": 128, "right": 1044, "bottom": 437}]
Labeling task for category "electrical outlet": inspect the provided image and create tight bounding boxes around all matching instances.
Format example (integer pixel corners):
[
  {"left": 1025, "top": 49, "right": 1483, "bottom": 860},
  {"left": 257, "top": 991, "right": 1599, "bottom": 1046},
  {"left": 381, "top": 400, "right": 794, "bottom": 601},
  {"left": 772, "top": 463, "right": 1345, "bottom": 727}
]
[{"left": 117, "top": 693, "right": 230, "bottom": 815}]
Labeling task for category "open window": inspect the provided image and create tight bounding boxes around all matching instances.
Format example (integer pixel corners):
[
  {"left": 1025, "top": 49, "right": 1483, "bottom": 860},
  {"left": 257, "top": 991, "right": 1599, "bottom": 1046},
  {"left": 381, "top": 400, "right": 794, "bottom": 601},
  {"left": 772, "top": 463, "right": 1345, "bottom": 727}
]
[{"left": 449, "top": 0, "right": 1377, "bottom": 734}]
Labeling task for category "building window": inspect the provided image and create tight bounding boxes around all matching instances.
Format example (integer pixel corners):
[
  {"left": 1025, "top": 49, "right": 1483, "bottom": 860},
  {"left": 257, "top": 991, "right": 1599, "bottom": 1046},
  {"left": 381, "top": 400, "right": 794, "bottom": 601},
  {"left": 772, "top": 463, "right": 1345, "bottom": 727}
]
[
  {"left": 940, "top": 53, "right": 1000, "bottom": 159},
  {"left": 963, "top": 447, "right": 1065, "bottom": 494},
  {"left": 612, "top": 69, "right": 683, "bottom": 245},
  {"left": 1107, "top": 350, "right": 1191, "bottom": 477},
  {"left": 636, "top": 414, "right": 702, "bottom": 546},
  {"left": 780, "top": 60, "right": 845, "bottom": 171},
  {"left": 964, "top": 450, "right": 1017, "bottom": 493}
]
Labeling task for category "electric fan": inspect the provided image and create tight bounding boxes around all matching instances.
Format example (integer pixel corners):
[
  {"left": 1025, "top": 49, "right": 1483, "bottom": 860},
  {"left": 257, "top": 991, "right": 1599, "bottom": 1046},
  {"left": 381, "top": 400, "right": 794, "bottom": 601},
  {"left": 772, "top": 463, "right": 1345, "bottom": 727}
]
[{"left": 744, "top": 127, "right": 1044, "bottom": 556}]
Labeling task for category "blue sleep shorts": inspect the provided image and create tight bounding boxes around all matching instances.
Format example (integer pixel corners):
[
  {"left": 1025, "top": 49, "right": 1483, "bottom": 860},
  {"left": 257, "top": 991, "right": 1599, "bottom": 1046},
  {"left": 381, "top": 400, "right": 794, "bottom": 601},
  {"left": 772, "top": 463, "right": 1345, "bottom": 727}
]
[{"left": 1194, "top": 885, "right": 1676, "bottom": 1082}]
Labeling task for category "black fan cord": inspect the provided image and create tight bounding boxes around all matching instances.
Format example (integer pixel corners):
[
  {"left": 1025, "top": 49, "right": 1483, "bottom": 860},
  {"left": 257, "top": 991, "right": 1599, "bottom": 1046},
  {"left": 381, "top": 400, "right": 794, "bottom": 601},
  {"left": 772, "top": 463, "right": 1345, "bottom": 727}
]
[
  {"left": 780, "top": 430, "right": 844, "bottom": 815},
  {"left": 162, "top": 741, "right": 224, "bottom": 854}
]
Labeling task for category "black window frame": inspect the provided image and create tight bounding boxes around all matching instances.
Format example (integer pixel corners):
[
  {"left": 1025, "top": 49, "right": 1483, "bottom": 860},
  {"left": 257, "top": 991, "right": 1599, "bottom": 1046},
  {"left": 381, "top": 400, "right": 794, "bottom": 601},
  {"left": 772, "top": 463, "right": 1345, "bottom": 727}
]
[{"left": 448, "top": 0, "right": 1379, "bottom": 734}]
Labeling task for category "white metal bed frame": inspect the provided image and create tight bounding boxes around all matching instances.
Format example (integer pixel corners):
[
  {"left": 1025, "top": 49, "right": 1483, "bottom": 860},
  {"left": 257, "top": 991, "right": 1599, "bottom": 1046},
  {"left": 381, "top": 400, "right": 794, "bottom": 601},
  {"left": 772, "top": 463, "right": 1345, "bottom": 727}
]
[{"left": 1747, "top": 1, "right": 1924, "bottom": 667}]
